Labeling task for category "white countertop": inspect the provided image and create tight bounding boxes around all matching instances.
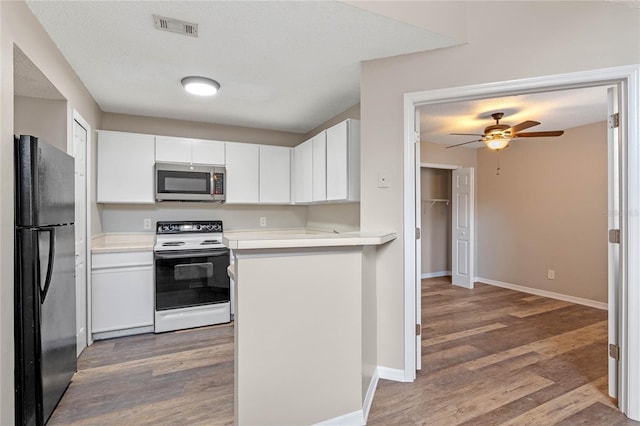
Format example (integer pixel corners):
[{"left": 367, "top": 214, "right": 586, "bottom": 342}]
[
  {"left": 223, "top": 228, "right": 396, "bottom": 250},
  {"left": 92, "top": 233, "right": 155, "bottom": 253}
]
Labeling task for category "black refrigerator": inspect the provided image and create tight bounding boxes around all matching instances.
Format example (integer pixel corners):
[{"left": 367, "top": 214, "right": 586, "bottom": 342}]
[{"left": 14, "top": 135, "right": 77, "bottom": 425}]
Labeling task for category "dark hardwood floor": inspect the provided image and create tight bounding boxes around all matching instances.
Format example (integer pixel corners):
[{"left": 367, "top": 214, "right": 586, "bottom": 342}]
[{"left": 49, "top": 277, "right": 638, "bottom": 425}]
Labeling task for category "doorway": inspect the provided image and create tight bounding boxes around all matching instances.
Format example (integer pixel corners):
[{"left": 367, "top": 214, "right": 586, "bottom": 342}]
[
  {"left": 403, "top": 65, "right": 640, "bottom": 419},
  {"left": 420, "top": 166, "right": 453, "bottom": 279}
]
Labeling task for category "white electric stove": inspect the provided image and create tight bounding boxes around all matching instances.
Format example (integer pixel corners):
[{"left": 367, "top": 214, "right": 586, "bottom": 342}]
[{"left": 153, "top": 220, "right": 231, "bottom": 333}]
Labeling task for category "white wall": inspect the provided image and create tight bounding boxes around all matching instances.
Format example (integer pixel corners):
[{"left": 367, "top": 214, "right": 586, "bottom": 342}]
[{"left": 360, "top": 1, "right": 640, "bottom": 371}]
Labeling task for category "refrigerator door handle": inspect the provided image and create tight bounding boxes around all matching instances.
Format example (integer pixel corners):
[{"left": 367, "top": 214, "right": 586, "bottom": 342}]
[{"left": 38, "top": 227, "right": 56, "bottom": 303}]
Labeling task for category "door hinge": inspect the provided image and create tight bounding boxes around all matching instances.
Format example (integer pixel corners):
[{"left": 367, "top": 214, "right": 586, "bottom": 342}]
[
  {"left": 415, "top": 227, "right": 421, "bottom": 239},
  {"left": 609, "top": 229, "right": 621, "bottom": 244},
  {"left": 609, "top": 112, "right": 620, "bottom": 129},
  {"left": 609, "top": 343, "right": 620, "bottom": 360},
  {"left": 416, "top": 324, "right": 421, "bottom": 336},
  {"left": 414, "top": 131, "right": 420, "bottom": 144}
]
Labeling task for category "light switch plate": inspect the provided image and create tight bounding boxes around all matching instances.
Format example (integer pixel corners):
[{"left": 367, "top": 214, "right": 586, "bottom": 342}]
[{"left": 378, "top": 174, "right": 390, "bottom": 188}]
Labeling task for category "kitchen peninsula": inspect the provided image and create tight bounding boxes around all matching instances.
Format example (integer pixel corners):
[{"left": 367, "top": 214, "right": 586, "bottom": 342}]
[{"left": 223, "top": 229, "right": 396, "bottom": 425}]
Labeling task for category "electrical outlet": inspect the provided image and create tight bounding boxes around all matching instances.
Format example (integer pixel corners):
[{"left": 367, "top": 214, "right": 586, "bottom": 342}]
[
  {"left": 143, "top": 218, "right": 152, "bottom": 230},
  {"left": 547, "top": 269, "right": 555, "bottom": 280},
  {"left": 260, "top": 217, "right": 267, "bottom": 227}
]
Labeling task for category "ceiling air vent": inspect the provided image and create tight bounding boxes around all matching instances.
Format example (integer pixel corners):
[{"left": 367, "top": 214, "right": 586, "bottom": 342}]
[{"left": 153, "top": 15, "right": 198, "bottom": 37}]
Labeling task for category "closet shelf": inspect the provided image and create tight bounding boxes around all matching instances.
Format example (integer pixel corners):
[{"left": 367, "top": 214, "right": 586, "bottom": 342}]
[{"left": 423, "top": 199, "right": 450, "bottom": 209}]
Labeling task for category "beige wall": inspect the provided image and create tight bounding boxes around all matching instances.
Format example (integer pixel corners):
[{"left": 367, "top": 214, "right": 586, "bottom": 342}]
[
  {"left": 477, "top": 121, "right": 608, "bottom": 302},
  {"left": 1, "top": 1, "right": 102, "bottom": 422},
  {"left": 421, "top": 168, "right": 451, "bottom": 274},
  {"left": 102, "top": 112, "right": 304, "bottom": 147},
  {"left": 361, "top": 1, "right": 640, "bottom": 370},
  {"left": 14, "top": 95, "right": 67, "bottom": 150},
  {"left": 421, "top": 140, "right": 477, "bottom": 168},
  {"left": 302, "top": 103, "right": 360, "bottom": 141}
]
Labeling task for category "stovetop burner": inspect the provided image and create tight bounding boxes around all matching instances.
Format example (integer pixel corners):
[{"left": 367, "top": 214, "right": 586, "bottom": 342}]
[{"left": 154, "top": 220, "right": 225, "bottom": 252}]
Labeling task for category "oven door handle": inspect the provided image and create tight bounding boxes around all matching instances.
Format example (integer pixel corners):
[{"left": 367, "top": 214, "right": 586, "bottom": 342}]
[{"left": 155, "top": 249, "right": 229, "bottom": 259}]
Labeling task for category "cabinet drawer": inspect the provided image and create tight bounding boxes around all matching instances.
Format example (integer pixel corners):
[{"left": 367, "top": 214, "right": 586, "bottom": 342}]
[{"left": 92, "top": 251, "right": 153, "bottom": 269}]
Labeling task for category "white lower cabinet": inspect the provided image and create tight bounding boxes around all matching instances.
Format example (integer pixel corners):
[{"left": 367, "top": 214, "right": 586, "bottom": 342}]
[{"left": 91, "top": 251, "right": 154, "bottom": 339}]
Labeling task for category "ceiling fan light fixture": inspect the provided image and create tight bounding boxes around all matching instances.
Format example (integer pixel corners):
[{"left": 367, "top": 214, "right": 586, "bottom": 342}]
[
  {"left": 485, "top": 136, "right": 510, "bottom": 150},
  {"left": 181, "top": 76, "right": 220, "bottom": 96}
]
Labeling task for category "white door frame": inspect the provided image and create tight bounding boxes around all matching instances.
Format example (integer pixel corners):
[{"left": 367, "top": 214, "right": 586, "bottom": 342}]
[
  {"left": 403, "top": 65, "right": 640, "bottom": 419},
  {"left": 68, "top": 109, "right": 93, "bottom": 348}
]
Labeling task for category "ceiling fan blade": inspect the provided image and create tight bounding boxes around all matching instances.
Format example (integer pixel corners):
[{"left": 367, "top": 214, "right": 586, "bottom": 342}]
[
  {"left": 446, "top": 139, "right": 483, "bottom": 149},
  {"left": 507, "top": 120, "right": 540, "bottom": 133},
  {"left": 450, "top": 133, "right": 484, "bottom": 136},
  {"left": 513, "top": 130, "right": 565, "bottom": 138}
]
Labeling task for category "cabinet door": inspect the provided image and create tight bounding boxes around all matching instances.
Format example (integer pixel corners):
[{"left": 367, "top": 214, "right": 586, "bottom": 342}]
[
  {"left": 292, "top": 139, "right": 313, "bottom": 203},
  {"left": 326, "top": 121, "right": 349, "bottom": 201},
  {"left": 91, "top": 265, "right": 154, "bottom": 333},
  {"left": 311, "top": 132, "right": 327, "bottom": 202},
  {"left": 192, "top": 139, "right": 225, "bottom": 165},
  {"left": 155, "top": 136, "right": 191, "bottom": 163},
  {"left": 225, "top": 142, "right": 259, "bottom": 203},
  {"left": 97, "top": 131, "right": 155, "bottom": 203},
  {"left": 259, "top": 146, "right": 291, "bottom": 203}
]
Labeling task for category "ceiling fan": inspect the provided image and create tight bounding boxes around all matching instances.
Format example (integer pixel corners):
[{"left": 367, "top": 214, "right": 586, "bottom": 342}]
[{"left": 446, "top": 112, "right": 565, "bottom": 151}]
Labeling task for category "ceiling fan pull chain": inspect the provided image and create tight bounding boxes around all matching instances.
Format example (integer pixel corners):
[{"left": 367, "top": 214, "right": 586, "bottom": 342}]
[{"left": 496, "top": 150, "right": 501, "bottom": 175}]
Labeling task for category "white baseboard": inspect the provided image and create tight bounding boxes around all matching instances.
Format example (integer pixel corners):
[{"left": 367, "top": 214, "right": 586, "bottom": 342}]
[
  {"left": 363, "top": 369, "right": 380, "bottom": 421},
  {"left": 315, "top": 409, "right": 365, "bottom": 426},
  {"left": 421, "top": 271, "right": 451, "bottom": 279},
  {"left": 377, "top": 366, "right": 410, "bottom": 382},
  {"left": 476, "top": 277, "right": 608, "bottom": 310}
]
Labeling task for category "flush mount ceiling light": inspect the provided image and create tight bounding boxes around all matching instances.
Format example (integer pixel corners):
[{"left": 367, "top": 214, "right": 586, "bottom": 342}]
[{"left": 181, "top": 76, "right": 220, "bottom": 96}]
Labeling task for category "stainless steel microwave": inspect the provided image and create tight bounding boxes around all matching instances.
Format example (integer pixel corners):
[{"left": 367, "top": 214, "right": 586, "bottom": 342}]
[{"left": 155, "top": 162, "right": 225, "bottom": 202}]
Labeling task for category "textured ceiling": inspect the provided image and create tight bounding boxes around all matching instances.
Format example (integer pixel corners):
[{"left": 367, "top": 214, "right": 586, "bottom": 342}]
[
  {"left": 26, "top": 1, "right": 462, "bottom": 134},
  {"left": 419, "top": 86, "right": 610, "bottom": 149}
]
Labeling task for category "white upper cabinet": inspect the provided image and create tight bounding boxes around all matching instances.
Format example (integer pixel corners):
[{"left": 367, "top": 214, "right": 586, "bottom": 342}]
[
  {"left": 97, "top": 131, "right": 155, "bottom": 204},
  {"left": 292, "top": 138, "right": 313, "bottom": 204},
  {"left": 191, "top": 139, "right": 225, "bottom": 164},
  {"left": 155, "top": 136, "right": 225, "bottom": 165},
  {"left": 225, "top": 142, "right": 260, "bottom": 204},
  {"left": 311, "top": 131, "right": 327, "bottom": 202},
  {"left": 326, "top": 119, "right": 360, "bottom": 202},
  {"left": 259, "top": 145, "right": 291, "bottom": 204}
]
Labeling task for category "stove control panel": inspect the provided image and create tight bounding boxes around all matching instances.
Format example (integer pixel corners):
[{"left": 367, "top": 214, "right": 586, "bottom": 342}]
[{"left": 156, "top": 220, "right": 223, "bottom": 234}]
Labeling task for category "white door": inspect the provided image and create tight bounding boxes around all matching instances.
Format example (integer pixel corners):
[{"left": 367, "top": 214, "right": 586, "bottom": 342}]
[
  {"left": 414, "top": 110, "right": 422, "bottom": 370},
  {"left": 452, "top": 167, "right": 474, "bottom": 288},
  {"left": 607, "top": 85, "right": 621, "bottom": 399},
  {"left": 73, "top": 118, "right": 88, "bottom": 355}
]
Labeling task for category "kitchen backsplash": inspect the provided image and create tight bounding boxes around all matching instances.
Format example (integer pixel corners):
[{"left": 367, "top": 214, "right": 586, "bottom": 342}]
[{"left": 100, "top": 203, "right": 307, "bottom": 233}]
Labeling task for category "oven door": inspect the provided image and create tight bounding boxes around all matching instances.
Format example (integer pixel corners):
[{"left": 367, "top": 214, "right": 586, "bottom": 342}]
[{"left": 154, "top": 248, "right": 230, "bottom": 311}]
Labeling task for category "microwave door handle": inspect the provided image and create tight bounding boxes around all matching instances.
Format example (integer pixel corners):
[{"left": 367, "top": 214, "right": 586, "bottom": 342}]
[{"left": 210, "top": 172, "right": 214, "bottom": 196}]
